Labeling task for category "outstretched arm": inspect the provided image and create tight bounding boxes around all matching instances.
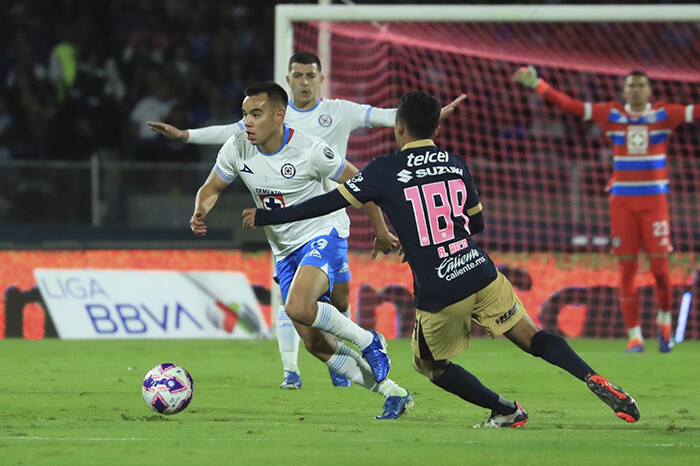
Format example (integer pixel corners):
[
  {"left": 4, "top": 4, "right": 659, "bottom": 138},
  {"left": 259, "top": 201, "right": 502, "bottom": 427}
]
[
  {"left": 243, "top": 189, "right": 350, "bottom": 228},
  {"left": 513, "top": 65, "right": 586, "bottom": 117},
  {"left": 439, "top": 94, "right": 468, "bottom": 121},
  {"left": 366, "top": 93, "right": 467, "bottom": 128},
  {"left": 148, "top": 121, "right": 243, "bottom": 145},
  {"left": 243, "top": 159, "right": 398, "bottom": 255},
  {"left": 335, "top": 162, "right": 398, "bottom": 254},
  {"left": 148, "top": 121, "right": 189, "bottom": 142}
]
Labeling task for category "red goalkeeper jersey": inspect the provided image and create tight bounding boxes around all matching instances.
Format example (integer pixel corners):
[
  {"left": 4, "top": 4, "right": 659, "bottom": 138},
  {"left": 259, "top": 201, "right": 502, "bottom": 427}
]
[{"left": 536, "top": 80, "right": 699, "bottom": 196}]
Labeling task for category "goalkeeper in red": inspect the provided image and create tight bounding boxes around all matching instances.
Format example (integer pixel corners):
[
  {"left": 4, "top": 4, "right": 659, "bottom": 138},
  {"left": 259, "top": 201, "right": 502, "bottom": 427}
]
[
  {"left": 514, "top": 66, "right": 700, "bottom": 354},
  {"left": 243, "top": 91, "right": 640, "bottom": 427}
]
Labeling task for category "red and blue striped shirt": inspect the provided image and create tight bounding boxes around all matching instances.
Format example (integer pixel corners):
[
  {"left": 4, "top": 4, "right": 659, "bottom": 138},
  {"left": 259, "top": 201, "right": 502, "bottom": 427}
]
[{"left": 536, "top": 80, "right": 698, "bottom": 196}]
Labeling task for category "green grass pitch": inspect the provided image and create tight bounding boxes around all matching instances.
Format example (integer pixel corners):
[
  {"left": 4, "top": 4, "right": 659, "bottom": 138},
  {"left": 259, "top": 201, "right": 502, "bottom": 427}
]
[{"left": 1, "top": 338, "right": 697, "bottom": 465}]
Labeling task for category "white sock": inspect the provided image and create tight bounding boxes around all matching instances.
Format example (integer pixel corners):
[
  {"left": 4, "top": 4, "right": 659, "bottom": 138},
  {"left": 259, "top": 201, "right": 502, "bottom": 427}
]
[
  {"left": 340, "top": 307, "right": 351, "bottom": 319},
  {"left": 627, "top": 325, "right": 643, "bottom": 341},
  {"left": 656, "top": 310, "right": 672, "bottom": 325},
  {"left": 276, "top": 306, "right": 300, "bottom": 373},
  {"left": 326, "top": 342, "right": 407, "bottom": 398},
  {"left": 312, "top": 302, "right": 373, "bottom": 349}
]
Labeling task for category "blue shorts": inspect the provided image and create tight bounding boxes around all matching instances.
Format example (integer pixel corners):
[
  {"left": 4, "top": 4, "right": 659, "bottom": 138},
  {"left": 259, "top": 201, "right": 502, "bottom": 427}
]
[{"left": 275, "top": 229, "right": 351, "bottom": 304}]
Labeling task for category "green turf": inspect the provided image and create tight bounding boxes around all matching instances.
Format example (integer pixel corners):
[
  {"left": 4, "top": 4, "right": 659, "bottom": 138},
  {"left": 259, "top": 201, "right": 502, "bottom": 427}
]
[{"left": 1, "top": 338, "right": 697, "bottom": 465}]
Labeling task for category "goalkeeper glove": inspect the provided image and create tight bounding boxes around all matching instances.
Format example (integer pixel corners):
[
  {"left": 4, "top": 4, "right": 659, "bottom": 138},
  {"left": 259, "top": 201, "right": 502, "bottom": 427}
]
[{"left": 514, "top": 65, "right": 538, "bottom": 89}]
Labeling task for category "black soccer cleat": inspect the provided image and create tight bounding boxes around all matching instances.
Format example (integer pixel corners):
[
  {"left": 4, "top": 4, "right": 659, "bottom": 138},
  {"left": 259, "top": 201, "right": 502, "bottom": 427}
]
[{"left": 585, "top": 373, "right": 640, "bottom": 423}]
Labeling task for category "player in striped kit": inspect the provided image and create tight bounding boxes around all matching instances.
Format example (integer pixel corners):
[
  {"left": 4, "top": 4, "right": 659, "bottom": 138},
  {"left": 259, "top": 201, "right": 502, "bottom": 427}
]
[
  {"left": 191, "top": 81, "right": 414, "bottom": 419},
  {"left": 149, "top": 51, "right": 465, "bottom": 388},
  {"left": 514, "top": 66, "right": 699, "bottom": 353}
]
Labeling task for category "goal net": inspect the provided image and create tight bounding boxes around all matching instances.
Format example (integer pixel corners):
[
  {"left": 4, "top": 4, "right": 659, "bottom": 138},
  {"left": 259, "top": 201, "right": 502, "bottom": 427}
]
[{"left": 278, "top": 5, "right": 700, "bottom": 340}]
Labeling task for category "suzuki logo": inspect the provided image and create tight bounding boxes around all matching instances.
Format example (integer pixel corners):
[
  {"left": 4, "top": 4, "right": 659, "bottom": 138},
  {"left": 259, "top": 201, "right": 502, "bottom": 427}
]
[{"left": 397, "top": 169, "right": 413, "bottom": 183}]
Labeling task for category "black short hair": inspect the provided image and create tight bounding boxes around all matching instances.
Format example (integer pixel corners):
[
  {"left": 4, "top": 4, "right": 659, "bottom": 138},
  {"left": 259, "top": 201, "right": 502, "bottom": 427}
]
[
  {"left": 288, "top": 51, "right": 322, "bottom": 71},
  {"left": 626, "top": 70, "right": 649, "bottom": 81},
  {"left": 396, "top": 91, "right": 441, "bottom": 139},
  {"left": 244, "top": 81, "right": 288, "bottom": 108}
]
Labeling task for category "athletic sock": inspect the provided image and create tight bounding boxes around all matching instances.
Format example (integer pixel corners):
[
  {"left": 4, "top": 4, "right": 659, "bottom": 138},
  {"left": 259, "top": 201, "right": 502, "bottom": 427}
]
[
  {"left": 312, "top": 302, "right": 373, "bottom": 349},
  {"left": 530, "top": 330, "right": 595, "bottom": 381},
  {"left": 432, "top": 363, "right": 516, "bottom": 415},
  {"left": 656, "top": 310, "right": 672, "bottom": 326},
  {"left": 325, "top": 342, "right": 407, "bottom": 397},
  {"left": 276, "top": 306, "right": 300, "bottom": 373},
  {"left": 656, "top": 310, "right": 672, "bottom": 340},
  {"left": 619, "top": 259, "right": 640, "bottom": 330},
  {"left": 627, "top": 326, "right": 643, "bottom": 342}
]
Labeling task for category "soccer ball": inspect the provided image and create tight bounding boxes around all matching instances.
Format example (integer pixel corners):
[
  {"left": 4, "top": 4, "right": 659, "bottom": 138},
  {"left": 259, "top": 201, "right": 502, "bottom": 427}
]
[{"left": 142, "top": 363, "right": 194, "bottom": 415}]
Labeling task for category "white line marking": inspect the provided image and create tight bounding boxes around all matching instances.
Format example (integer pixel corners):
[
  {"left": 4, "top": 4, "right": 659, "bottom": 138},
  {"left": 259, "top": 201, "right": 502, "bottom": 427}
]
[{"left": 1, "top": 437, "right": 693, "bottom": 448}]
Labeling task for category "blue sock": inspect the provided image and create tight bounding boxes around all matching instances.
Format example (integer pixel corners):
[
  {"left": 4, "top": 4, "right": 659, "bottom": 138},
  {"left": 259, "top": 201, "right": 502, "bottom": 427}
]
[
  {"left": 530, "top": 330, "right": 595, "bottom": 381},
  {"left": 432, "top": 363, "right": 516, "bottom": 415}
]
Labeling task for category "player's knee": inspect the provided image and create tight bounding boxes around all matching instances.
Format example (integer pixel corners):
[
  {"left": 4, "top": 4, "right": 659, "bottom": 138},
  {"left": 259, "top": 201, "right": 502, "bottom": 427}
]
[
  {"left": 649, "top": 257, "right": 670, "bottom": 285},
  {"left": 283, "top": 298, "right": 299, "bottom": 318},
  {"left": 529, "top": 330, "right": 565, "bottom": 358},
  {"left": 283, "top": 298, "right": 313, "bottom": 326},
  {"left": 618, "top": 260, "right": 638, "bottom": 293},
  {"left": 412, "top": 356, "right": 447, "bottom": 380},
  {"left": 330, "top": 295, "right": 349, "bottom": 314},
  {"left": 653, "top": 273, "right": 671, "bottom": 289},
  {"left": 412, "top": 356, "right": 430, "bottom": 378}
]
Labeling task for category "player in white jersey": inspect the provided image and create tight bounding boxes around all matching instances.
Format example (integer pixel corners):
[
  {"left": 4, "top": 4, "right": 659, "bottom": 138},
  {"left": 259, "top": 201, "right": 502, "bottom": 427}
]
[
  {"left": 149, "top": 51, "right": 465, "bottom": 389},
  {"left": 191, "top": 81, "right": 413, "bottom": 419}
]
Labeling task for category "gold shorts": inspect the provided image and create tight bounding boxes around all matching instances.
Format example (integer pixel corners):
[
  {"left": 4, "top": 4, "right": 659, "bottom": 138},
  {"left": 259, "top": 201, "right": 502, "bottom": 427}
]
[{"left": 411, "top": 271, "right": 526, "bottom": 361}]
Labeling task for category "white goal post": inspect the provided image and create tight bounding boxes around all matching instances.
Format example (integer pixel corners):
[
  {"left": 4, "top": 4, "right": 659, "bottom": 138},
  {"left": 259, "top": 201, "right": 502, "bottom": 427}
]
[{"left": 274, "top": 4, "right": 700, "bottom": 85}]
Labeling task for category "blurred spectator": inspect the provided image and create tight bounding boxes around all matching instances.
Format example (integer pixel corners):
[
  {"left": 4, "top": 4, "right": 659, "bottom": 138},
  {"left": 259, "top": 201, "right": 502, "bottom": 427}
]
[
  {"left": 0, "top": 93, "right": 16, "bottom": 162},
  {"left": 129, "top": 67, "right": 177, "bottom": 160}
]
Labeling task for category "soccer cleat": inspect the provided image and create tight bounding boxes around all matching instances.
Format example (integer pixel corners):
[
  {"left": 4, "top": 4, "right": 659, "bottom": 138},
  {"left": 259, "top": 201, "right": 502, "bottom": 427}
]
[
  {"left": 328, "top": 368, "right": 352, "bottom": 387},
  {"left": 657, "top": 325, "right": 674, "bottom": 353},
  {"left": 473, "top": 402, "right": 528, "bottom": 428},
  {"left": 585, "top": 373, "right": 640, "bottom": 423},
  {"left": 361, "top": 331, "right": 391, "bottom": 384},
  {"left": 624, "top": 338, "right": 645, "bottom": 353},
  {"left": 375, "top": 391, "right": 414, "bottom": 420},
  {"left": 280, "top": 371, "right": 302, "bottom": 390}
]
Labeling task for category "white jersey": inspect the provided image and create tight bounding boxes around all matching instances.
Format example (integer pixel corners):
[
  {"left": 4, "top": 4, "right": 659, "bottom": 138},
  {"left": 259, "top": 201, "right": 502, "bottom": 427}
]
[
  {"left": 214, "top": 125, "right": 350, "bottom": 259},
  {"left": 188, "top": 98, "right": 396, "bottom": 159},
  {"left": 285, "top": 98, "right": 396, "bottom": 158}
]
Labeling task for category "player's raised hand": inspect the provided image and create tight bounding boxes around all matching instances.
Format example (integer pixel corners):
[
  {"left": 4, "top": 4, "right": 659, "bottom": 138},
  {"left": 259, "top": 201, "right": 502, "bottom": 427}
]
[
  {"left": 439, "top": 94, "right": 467, "bottom": 121},
  {"left": 371, "top": 231, "right": 400, "bottom": 259},
  {"left": 513, "top": 65, "right": 538, "bottom": 88},
  {"left": 190, "top": 211, "right": 207, "bottom": 235},
  {"left": 242, "top": 208, "right": 257, "bottom": 229},
  {"left": 148, "top": 121, "right": 189, "bottom": 142}
]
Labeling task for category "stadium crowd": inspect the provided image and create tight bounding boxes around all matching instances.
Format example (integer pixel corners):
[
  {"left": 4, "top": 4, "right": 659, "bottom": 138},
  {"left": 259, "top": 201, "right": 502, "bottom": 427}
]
[
  {"left": 0, "top": 0, "right": 274, "bottom": 163},
  {"left": 1, "top": 0, "right": 694, "bottom": 164}
]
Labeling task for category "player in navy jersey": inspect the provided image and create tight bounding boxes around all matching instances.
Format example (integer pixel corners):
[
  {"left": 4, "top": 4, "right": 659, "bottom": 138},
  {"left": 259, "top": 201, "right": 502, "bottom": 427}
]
[{"left": 244, "top": 91, "right": 641, "bottom": 427}]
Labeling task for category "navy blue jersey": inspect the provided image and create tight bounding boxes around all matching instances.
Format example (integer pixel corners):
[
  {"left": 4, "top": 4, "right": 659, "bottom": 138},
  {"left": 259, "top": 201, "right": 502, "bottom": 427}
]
[{"left": 338, "top": 140, "right": 498, "bottom": 311}]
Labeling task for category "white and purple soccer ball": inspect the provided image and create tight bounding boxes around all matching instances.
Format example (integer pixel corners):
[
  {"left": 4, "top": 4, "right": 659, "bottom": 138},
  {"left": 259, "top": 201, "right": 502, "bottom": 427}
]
[{"left": 142, "top": 363, "right": 193, "bottom": 415}]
